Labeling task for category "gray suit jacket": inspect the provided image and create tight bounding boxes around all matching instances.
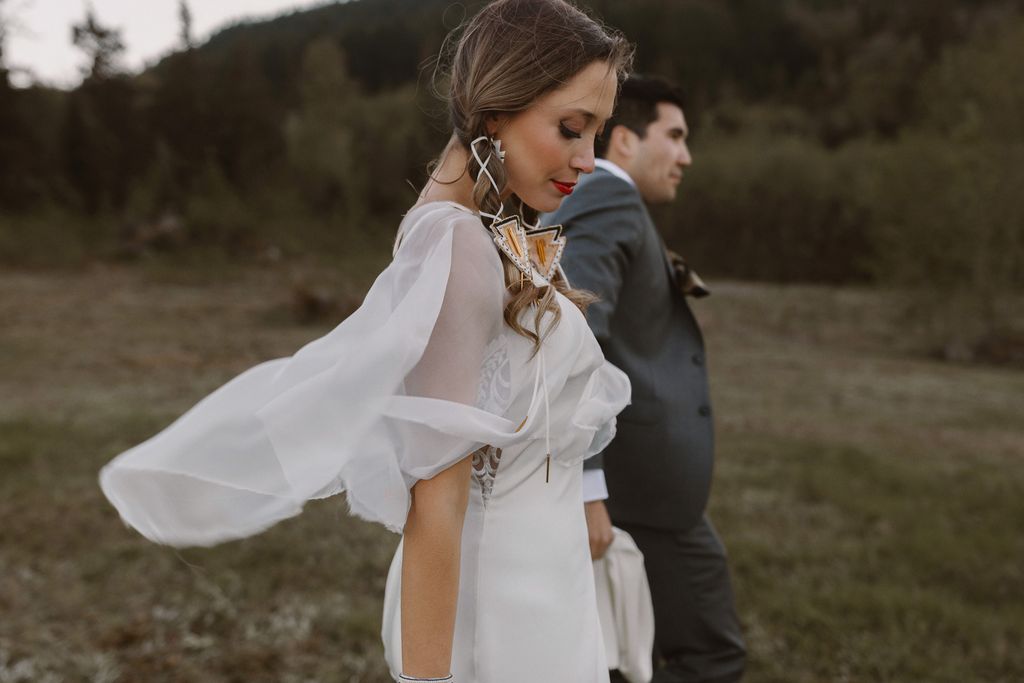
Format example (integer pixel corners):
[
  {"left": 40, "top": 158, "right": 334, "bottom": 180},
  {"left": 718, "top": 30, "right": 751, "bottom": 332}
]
[{"left": 546, "top": 168, "right": 714, "bottom": 531}]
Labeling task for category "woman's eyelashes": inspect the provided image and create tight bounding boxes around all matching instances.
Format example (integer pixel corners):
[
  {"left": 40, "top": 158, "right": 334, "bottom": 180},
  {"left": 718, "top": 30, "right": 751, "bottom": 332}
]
[{"left": 559, "top": 122, "right": 582, "bottom": 140}]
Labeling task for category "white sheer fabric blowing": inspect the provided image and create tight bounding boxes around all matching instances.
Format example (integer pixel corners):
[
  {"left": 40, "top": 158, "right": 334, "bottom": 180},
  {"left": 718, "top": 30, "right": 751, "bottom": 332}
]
[{"left": 99, "top": 202, "right": 629, "bottom": 547}]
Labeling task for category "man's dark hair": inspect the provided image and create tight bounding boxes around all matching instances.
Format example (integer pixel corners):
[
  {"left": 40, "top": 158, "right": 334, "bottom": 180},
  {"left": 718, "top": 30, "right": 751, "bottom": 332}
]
[{"left": 596, "top": 75, "right": 685, "bottom": 158}]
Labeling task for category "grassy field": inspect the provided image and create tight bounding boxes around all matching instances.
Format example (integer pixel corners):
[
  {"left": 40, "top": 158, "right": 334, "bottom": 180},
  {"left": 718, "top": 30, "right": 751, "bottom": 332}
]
[{"left": 1, "top": 265, "right": 1022, "bottom": 683}]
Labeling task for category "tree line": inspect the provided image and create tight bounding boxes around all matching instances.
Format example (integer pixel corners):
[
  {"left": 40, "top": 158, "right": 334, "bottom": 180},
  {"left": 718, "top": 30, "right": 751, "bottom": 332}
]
[{"left": 0, "top": 0, "right": 1022, "bottom": 355}]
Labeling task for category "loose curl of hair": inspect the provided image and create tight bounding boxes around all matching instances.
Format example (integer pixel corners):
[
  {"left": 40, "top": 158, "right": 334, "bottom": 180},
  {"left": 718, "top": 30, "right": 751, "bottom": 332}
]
[{"left": 434, "top": 0, "right": 633, "bottom": 349}]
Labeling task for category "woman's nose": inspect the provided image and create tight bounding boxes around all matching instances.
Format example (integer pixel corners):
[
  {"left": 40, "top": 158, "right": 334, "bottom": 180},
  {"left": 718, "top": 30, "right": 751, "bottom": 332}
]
[{"left": 572, "top": 145, "right": 596, "bottom": 174}]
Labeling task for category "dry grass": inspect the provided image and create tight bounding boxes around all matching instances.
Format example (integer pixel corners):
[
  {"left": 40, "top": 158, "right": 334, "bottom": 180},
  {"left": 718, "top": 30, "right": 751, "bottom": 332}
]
[{"left": 1, "top": 268, "right": 1022, "bottom": 682}]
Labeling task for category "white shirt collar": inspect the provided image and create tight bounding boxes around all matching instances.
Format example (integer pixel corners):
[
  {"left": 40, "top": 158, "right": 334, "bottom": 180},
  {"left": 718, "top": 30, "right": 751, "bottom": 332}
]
[{"left": 594, "top": 158, "right": 636, "bottom": 188}]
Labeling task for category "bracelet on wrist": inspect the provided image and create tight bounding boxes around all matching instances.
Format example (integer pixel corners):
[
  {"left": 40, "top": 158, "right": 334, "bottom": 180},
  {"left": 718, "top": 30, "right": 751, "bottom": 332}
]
[{"left": 398, "top": 675, "right": 453, "bottom": 682}]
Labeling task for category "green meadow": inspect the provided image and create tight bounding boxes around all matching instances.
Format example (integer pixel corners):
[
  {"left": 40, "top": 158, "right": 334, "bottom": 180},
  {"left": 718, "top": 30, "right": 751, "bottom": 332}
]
[{"left": 2, "top": 268, "right": 1022, "bottom": 682}]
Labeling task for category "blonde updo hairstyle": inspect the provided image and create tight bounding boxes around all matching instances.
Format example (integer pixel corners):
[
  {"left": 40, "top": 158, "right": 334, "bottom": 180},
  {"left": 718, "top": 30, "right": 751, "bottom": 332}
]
[{"left": 438, "top": 0, "right": 633, "bottom": 348}]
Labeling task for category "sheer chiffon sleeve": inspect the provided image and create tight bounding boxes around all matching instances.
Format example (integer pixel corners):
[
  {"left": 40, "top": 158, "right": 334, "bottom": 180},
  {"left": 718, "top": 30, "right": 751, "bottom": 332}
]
[{"left": 99, "top": 205, "right": 513, "bottom": 546}]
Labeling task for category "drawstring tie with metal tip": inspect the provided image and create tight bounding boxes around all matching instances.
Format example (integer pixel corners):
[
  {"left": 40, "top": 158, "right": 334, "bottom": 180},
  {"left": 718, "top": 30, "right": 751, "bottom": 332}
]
[
  {"left": 517, "top": 314, "right": 554, "bottom": 483},
  {"left": 540, "top": 347, "right": 552, "bottom": 483}
]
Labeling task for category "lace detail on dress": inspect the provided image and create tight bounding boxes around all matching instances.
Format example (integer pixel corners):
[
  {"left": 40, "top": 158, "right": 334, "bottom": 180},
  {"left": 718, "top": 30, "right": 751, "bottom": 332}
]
[
  {"left": 472, "top": 445, "right": 503, "bottom": 506},
  {"left": 475, "top": 336, "right": 512, "bottom": 414},
  {"left": 472, "top": 337, "right": 510, "bottom": 505}
]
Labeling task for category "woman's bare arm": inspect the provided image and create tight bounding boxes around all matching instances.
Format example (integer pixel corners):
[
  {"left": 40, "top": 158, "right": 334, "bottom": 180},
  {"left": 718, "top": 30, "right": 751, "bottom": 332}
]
[{"left": 400, "top": 454, "right": 473, "bottom": 678}]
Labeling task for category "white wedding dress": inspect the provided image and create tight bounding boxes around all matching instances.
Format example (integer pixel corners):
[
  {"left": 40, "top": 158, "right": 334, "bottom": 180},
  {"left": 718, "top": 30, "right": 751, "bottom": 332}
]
[{"left": 100, "top": 201, "right": 630, "bottom": 682}]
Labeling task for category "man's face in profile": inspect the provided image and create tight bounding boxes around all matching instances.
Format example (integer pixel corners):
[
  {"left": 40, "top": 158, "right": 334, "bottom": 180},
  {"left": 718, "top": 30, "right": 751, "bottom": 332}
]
[{"left": 631, "top": 102, "right": 692, "bottom": 204}]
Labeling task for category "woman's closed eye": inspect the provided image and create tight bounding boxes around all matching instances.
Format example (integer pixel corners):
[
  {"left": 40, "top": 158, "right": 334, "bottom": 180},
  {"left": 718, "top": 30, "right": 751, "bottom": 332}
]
[{"left": 559, "top": 122, "right": 582, "bottom": 140}]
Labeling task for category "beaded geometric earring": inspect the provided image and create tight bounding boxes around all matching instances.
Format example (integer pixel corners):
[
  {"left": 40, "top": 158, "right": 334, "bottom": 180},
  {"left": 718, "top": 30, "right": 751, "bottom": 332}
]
[{"left": 470, "top": 135, "right": 566, "bottom": 287}]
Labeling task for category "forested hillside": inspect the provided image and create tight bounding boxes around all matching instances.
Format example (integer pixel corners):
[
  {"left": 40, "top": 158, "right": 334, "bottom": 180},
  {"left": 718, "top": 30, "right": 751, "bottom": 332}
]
[{"left": 1, "top": 0, "right": 1022, "bottom": 353}]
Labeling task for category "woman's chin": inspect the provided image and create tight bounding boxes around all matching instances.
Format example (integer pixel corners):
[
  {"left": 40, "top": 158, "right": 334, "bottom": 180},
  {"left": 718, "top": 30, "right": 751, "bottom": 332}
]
[{"left": 527, "top": 193, "right": 564, "bottom": 215}]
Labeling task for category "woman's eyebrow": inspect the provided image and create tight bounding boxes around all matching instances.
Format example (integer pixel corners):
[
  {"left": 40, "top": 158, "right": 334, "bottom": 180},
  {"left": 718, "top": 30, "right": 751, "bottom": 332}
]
[
  {"left": 565, "top": 108, "right": 613, "bottom": 130},
  {"left": 564, "top": 108, "right": 596, "bottom": 121}
]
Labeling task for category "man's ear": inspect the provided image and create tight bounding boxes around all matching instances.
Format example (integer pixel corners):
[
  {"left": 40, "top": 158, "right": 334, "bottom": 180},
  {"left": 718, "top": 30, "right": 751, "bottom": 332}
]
[{"left": 609, "top": 124, "right": 638, "bottom": 161}]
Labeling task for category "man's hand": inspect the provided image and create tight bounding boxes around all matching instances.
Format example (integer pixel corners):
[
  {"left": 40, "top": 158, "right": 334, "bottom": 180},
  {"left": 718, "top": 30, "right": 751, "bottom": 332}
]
[{"left": 584, "top": 500, "right": 614, "bottom": 560}]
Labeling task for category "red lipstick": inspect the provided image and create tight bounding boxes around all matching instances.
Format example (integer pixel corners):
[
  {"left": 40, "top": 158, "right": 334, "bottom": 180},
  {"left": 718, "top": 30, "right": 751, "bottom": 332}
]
[{"left": 552, "top": 180, "right": 576, "bottom": 195}]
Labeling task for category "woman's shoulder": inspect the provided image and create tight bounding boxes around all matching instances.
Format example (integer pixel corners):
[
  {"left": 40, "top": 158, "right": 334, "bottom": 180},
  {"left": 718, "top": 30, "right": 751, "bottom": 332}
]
[
  {"left": 400, "top": 200, "right": 476, "bottom": 236},
  {"left": 397, "top": 201, "right": 500, "bottom": 268}
]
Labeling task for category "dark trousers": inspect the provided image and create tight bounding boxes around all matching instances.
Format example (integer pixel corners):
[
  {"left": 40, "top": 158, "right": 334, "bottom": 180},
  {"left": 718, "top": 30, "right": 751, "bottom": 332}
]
[{"left": 610, "top": 515, "right": 746, "bottom": 683}]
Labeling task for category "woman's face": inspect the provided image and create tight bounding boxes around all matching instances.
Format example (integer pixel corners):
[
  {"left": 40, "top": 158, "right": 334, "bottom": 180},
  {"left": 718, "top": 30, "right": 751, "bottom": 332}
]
[{"left": 490, "top": 60, "right": 619, "bottom": 214}]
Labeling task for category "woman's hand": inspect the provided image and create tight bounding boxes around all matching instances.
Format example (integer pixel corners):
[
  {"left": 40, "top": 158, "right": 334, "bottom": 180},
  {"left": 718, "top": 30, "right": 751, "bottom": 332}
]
[{"left": 584, "top": 499, "right": 614, "bottom": 560}]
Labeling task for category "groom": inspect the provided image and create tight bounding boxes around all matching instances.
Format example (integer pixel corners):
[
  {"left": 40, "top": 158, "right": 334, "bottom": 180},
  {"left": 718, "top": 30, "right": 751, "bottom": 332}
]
[{"left": 547, "top": 76, "right": 746, "bottom": 683}]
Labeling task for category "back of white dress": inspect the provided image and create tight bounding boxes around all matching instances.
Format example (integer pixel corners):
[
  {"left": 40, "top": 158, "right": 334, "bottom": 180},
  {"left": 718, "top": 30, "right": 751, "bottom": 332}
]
[{"left": 382, "top": 204, "right": 630, "bottom": 683}]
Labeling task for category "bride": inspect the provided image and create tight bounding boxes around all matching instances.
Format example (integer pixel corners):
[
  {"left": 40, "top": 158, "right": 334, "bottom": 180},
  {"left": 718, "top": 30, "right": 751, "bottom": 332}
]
[{"left": 100, "top": 1, "right": 633, "bottom": 681}]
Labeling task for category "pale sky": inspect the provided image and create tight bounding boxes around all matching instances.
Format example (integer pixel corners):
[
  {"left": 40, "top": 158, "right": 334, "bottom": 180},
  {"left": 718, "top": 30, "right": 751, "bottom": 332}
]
[{"left": 4, "top": 0, "right": 336, "bottom": 88}]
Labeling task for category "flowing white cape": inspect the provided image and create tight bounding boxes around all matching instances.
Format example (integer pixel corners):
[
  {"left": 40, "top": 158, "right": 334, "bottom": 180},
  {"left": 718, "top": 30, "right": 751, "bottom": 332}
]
[{"left": 100, "top": 202, "right": 629, "bottom": 547}]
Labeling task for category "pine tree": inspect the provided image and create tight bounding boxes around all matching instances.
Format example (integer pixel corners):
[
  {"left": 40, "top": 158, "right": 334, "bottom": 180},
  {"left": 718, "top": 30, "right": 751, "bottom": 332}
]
[
  {"left": 0, "top": 0, "right": 10, "bottom": 88},
  {"left": 72, "top": 6, "right": 126, "bottom": 82},
  {"left": 178, "top": 0, "right": 194, "bottom": 51}
]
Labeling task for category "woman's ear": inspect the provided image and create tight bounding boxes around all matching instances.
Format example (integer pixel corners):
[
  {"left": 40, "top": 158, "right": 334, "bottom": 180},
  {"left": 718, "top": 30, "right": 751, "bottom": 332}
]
[{"left": 485, "top": 113, "right": 506, "bottom": 137}]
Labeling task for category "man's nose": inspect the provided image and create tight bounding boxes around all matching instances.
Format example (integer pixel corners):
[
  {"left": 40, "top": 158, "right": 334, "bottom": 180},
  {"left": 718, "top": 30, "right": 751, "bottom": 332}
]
[{"left": 678, "top": 143, "right": 693, "bottom": 167}]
